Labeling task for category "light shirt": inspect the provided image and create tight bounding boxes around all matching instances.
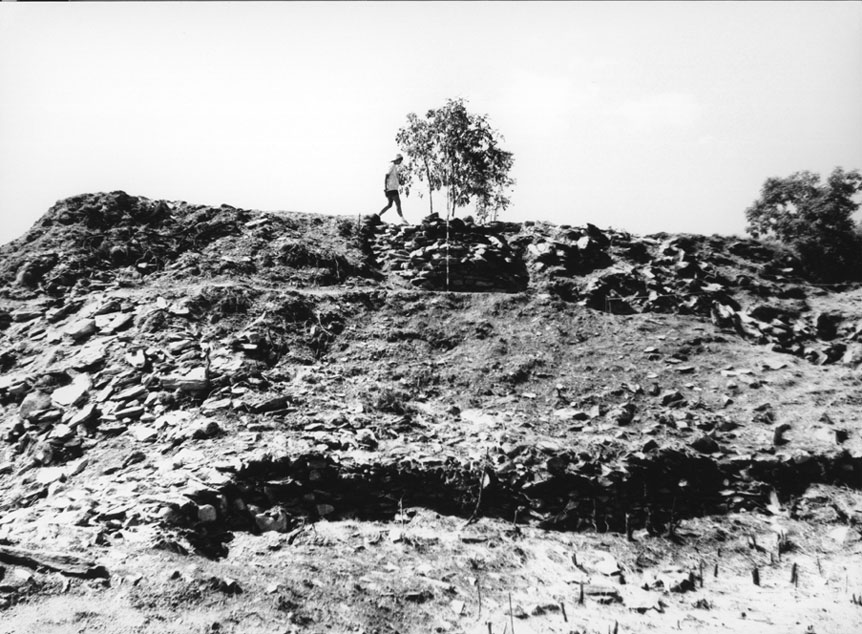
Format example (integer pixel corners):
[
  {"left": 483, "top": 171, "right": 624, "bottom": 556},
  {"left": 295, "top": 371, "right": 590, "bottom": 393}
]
[{"left": 385, "top": 163, "right": 400, "bottom": 191}]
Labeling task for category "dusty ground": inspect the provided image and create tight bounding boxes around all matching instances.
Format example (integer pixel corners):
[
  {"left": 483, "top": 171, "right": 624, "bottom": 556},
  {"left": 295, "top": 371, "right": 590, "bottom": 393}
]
[
  {"left": 0, "top": 192, "right": 860, "bottom": 633},
  {"left": 2, "top": 507, "right": 861, "bottom": 634}
]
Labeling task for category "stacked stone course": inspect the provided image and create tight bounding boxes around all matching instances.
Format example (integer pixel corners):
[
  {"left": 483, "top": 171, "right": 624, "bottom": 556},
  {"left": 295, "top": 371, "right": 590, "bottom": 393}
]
[{"left": 367, "top": 214, "right": 528, "bottom": 292}]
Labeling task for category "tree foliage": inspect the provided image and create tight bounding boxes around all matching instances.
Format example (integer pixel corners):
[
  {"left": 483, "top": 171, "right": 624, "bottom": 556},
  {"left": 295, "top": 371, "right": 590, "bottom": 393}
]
[
  {"left": 745, "top": 168, "right": 862, "bottom": 282},
  {"left": 395, "top": 98, "right": 514, "bottom": 222}
]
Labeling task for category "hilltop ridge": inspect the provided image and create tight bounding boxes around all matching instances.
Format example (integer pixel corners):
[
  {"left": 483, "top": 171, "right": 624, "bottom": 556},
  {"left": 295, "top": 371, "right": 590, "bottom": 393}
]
[{"left": 2, "top": 191, "right": 859, "bottom": 365}]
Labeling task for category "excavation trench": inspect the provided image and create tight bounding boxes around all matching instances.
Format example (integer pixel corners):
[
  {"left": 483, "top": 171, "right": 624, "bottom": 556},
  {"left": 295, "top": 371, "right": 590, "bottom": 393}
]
[{"left": 173, "top": 449, "right": 862, "bottom": 556}]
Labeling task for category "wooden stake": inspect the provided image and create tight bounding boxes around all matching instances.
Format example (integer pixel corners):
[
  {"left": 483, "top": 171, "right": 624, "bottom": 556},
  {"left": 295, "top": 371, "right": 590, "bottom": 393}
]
[
  {"left": 579, "top": 581, "right": 585, "bottom": 605},
  {"left": 486, "top": 622, "right": 492, "bottom": 634},
  {"left": 714, "top": 563, "right": 719, "bottom": 578},
  {"left": 625, "top": 513, "right": 633, "bottom": 541},
  {"left": 560, "top": 602, "right": 567, "bottom": 622},
  {"left": 508, "top": 592, "right": 515, "bottom": 634},
  {"left": 791, "top": 563, "right": 798, "bottom": 587},
  {"left": 752, "top": 565, "right": 760, "bottom": 586},
  {"left": 699, "top": 560, "right": 705, "bottom": 587}
]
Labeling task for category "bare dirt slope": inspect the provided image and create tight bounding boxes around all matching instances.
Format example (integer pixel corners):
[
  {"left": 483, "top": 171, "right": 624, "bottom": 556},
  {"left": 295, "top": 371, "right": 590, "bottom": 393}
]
[{"left": 0, "top": 192, "right": 860, "bottom": 633}]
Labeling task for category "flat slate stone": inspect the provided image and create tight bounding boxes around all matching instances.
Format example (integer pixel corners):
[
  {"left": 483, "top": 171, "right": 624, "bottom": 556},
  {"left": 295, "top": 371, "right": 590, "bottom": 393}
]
[
  {"left": 64, "top": 319, "right": 97, "bottom": 341},
  {"left": 12, "top": 309, "right": 42, "bottom": 322},
  {"left": 52, "top": 374, "right": 92, "bottom": 407}
]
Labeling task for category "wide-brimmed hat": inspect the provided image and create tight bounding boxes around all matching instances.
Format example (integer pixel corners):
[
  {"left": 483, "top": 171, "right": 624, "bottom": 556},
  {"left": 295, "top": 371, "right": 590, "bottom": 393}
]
[{"left": 392, "top": 153, "right": 404, "bottom": 162}]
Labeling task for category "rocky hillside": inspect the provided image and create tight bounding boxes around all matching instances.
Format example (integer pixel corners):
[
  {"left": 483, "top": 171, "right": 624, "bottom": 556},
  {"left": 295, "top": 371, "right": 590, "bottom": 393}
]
[{"left": 0, "top": 192, "right": 860, "bottom": 634}]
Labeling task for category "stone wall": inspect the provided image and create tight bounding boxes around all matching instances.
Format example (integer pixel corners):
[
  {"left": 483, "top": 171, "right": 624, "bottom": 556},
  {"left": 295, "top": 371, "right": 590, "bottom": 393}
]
[{"left": 366, "top": 214, "right": 527, "bottom": 292}]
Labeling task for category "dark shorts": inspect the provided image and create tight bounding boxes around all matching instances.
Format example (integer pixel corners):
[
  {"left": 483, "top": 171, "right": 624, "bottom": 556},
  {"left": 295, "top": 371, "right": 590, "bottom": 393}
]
[{"left": 385, "top": 190, "right": 400, "bottom": 202}]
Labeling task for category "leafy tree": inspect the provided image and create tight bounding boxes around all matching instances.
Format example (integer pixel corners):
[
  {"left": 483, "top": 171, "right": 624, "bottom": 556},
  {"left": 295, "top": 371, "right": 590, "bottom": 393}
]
[
  {"left": 395, "top": 98, "right": 514, "bottom": 221},
  {"left": 395, "top": 113, "right": 443, "bottom": 215},
  {"left": 745, "top": 167, "right": 862, "bottom": 282}
]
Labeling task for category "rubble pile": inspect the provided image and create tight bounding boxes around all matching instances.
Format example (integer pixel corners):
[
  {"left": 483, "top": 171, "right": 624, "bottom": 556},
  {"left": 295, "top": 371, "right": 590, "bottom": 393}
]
[
  {"left": 0, "top": 191, "right": 371, "bottom": 297},
  {"left": 516, "top": 221, "right": 616, "bottom": 279},
  {"left": 367, "top": 214, "right": 528, "bottom": 292},
  {"left": 711, "top": 302, "right": 862, "bottom": 365},
  {"left": 2, "top": 192, "right": 862, "bottom": 630},
  {"left": 366, "top": 211, "right": 862, "bottom": 366},
  {"left": 0, "top": 285, "right": 364, "bottom": 493},
  {"left": 510, "top": 226, "right": 782, "bottom": 316},
  {"left": 519, "top": 228, "right": 862, "bottom": 366},
  {"left": 564, "top": 236, "right": 740, "bottom": 316},
  {"left": 0, "top": 192, "right": 860, "bottom": 566},
  {"left": 370, "top": 216, "right": 759, "bottom": 317},
  {"left": 519, "top": 229, "right": 757, "bottom": 321}
]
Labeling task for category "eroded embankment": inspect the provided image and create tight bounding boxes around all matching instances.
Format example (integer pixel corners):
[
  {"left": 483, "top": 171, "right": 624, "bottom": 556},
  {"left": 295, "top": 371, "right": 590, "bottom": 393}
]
[{"left": 168, "top": 448, "right": 862, "bottom": 557}]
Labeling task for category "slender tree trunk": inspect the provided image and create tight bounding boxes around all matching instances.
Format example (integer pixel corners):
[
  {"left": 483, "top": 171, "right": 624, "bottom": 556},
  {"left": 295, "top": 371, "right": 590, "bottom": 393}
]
[
  {"left": 451, "top": 157, "right": 455, "bottom": 219},
  {"left": 424, "top": 159, "right": 433, "bottom": 215}
]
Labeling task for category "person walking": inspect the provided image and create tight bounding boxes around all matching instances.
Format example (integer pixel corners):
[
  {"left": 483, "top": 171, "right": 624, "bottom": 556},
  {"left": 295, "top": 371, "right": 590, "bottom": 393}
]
[{"left": 380, "top": 153, "right": 406, "bottom": 223}]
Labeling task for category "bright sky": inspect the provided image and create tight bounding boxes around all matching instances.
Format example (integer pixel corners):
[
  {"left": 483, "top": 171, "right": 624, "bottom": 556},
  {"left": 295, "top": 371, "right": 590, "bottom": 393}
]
[{"left": 1, "top": 2, "right": 861, "bottom": 246}]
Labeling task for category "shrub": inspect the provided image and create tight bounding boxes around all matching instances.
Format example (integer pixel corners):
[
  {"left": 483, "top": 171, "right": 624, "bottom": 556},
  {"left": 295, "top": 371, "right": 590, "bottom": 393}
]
[
  {"left": 745, "top": 168, "right": 862, "bottom": 282},
  {"left": 364, "top": 387, "right": 412, "bottom": 415}
]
